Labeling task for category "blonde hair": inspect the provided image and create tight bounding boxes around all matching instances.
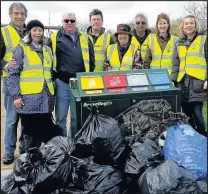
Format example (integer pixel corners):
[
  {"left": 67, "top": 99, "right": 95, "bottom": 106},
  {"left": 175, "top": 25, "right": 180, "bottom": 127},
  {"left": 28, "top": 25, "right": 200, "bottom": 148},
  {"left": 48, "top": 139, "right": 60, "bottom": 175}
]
[
  {"left": 23, "top": 26, "right": 44, "bottom": 44},
  {"left": 179, "top": 15, "right": 199, "bottom": 38}
]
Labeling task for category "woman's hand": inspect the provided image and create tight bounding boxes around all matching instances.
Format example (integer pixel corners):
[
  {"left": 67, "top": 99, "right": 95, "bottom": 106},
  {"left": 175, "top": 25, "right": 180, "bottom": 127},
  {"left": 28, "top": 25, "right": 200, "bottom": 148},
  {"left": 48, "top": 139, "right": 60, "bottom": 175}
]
[
  {"left": 203, "top": 81, "right": 207, "bottom": 90},
  {"left": 14, "top": 98, "right": 24, "bottom": 109},
  {"left": 7, "top": 59, "right": 16, "bottom": 71}
]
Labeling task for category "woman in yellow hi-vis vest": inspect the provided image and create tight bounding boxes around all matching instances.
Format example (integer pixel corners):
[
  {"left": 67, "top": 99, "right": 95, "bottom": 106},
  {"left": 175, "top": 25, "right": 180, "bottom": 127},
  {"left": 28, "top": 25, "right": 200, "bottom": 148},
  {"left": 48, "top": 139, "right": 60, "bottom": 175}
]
[
  {"left": 171, "top": 15, "right": 207, "bottom": 136},
  {"left": 143, "top": 13, "right": 178, "bottom": 75},
  {"left": 7, "top": 20, "right": 60, "bottom": 152},
  {"left": 104, "top": 24, "right": 142, "bottom": 71}
]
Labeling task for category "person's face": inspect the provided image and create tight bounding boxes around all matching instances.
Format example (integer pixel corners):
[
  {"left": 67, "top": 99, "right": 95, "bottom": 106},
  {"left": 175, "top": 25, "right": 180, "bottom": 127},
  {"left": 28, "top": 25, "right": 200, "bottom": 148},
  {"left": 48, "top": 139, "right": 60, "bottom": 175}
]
[
  {"left": 157, "top": 19, "right": 169, "bottom": 34},
  {"left": 90, "top": 14, "right": 103, "bottom": 31},
  {"left": 117, "top": 33, "right": 129, "bottom": 45},
  {"left": 134, "top": 17, "right": 147, "bottom": 32},
  {"left": 31, "top": 27, "right": 43, "bottom": 43},
  {"left": 62, "top": 14, "right": 76, "bottom": 34},
  {"left": 10, "top": 7, "right": 26, "bottom": 27},
  {"left": 183, "top": 17, "right": 196, "bottom": 36}
]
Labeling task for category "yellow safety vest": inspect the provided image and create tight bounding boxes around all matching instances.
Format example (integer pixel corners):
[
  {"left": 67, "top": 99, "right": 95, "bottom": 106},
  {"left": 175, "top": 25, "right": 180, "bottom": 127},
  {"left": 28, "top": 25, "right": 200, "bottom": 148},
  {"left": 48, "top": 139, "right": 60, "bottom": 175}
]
[
  {"left": 148, "top": 34, "right": 178, "bottom": 75},
  {"left": 51, "top": 31, "right": 90, "bottom": 72},
  {"left": 106, "top": 43, "right": 136, "bottom": 71},
  {"left": 131, "top": 33, "right": 151, "bottom": 60},
  {"left": 177, "top": 35, "right": 207, "bottom": 82},
  {"left": 1, "top": 25, "right": 21, "bottom": 77},
  {"left": 88, "top": 32, "right": 111, "bottom": 72},
  {"left": 18, "top": 41, "right": 54, "bottom": 95}
]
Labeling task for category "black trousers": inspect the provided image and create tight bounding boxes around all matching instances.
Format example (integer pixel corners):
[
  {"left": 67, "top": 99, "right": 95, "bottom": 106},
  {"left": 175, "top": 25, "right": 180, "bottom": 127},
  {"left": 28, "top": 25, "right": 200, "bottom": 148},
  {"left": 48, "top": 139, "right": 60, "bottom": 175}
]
[
  {"left": 19, "top": 113, "right": 62, "bottom": 152},
  {"left": 182, "top": 101, "right": 207, "bottom": 137}
]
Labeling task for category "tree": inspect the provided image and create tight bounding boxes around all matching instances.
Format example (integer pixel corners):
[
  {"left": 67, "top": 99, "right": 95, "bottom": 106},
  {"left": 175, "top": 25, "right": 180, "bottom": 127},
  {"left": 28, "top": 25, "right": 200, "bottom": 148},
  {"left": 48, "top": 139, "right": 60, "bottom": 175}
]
[
  {"left": 184, "top": 1, "right": 207, "bottom": 32},
  {"left": 76, "top": 21, "right": 90, "bottom": 32},
  {"left": 170, "top": 18, "right": 183, "bottom": 36}
]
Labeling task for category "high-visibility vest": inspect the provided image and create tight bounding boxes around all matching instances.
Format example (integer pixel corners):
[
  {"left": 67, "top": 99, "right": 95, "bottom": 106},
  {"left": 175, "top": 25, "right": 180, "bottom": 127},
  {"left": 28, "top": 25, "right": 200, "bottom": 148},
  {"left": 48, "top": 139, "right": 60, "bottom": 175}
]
[
  {"left": 131, "top": 33, "right": 151, "bottom": 60},
  {"left": 1, "top": 25, "right": 21, "bottom": 77},
  {"left": 177, "top": 35, "right": 207, "bottom": 82},
  {"left": 148, "top": 34, "right": 178, "bottom": 75},
  {"left": 106, "top": 43, "right": 136, "bottom": 71},
  {"left": 18, "top": 41, "right": 54, "bottom": 95},
  {"left": 88, "top": 32, "right": 111, "bottom": 72},
  {"left": 51, "top": 31, "right": 90, "bottom": 72}
]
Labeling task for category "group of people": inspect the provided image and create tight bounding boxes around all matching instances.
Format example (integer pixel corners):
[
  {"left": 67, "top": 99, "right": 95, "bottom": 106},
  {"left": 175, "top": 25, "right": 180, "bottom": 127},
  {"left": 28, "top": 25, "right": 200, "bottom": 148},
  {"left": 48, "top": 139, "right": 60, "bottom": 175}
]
[{"left": 1, "top": 2, "right": 207, "bottom": 164}]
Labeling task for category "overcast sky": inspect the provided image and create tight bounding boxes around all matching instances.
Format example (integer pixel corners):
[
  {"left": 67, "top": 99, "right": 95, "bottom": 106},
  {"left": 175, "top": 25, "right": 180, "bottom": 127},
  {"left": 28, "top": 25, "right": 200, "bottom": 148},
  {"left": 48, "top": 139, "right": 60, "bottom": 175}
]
[{"left": 1, "top": 1, "right": 195, "bottom": 32}]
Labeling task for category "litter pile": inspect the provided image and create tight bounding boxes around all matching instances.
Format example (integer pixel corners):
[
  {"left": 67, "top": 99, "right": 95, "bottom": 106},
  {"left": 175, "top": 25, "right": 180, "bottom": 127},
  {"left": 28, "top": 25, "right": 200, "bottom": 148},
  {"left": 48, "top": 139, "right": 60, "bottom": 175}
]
[{"left": 1, "top": 99, "right": 207, "bottom": 194}]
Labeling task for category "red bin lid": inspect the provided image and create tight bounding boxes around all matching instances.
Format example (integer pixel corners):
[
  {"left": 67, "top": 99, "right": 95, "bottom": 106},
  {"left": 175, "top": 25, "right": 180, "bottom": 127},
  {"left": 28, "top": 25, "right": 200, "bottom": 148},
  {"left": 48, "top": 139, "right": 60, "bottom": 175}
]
[{"left": 104, "top": 74, "right": 127, "bottom": 89}]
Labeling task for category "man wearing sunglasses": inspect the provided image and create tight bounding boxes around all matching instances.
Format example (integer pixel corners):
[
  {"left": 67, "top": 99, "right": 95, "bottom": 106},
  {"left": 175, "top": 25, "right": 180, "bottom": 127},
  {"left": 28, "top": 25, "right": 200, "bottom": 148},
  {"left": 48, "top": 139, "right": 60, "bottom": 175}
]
[
  {"left": 47, "top": 12, "right": 95, "bottom": 138},
  {"left": 131, "top": 13, "right": 152, "bottom": 63},
  {"left": 87, "top": 9, "right": 114, "bottom": 72}
]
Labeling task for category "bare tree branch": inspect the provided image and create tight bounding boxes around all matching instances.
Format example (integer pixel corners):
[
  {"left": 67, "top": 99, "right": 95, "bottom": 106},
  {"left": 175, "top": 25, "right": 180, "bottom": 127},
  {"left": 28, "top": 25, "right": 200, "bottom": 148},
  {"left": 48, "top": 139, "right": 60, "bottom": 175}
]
[{"left": 184, "top": 1, "right": 207, "bottom": 32}]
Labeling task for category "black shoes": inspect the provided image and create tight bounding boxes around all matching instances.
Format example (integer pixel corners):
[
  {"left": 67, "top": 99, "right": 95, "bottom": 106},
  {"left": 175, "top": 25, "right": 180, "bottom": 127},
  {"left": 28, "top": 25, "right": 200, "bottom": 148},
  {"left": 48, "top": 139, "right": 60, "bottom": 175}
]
[{"left": 2, "top": 153, "right": 14, "bottom": 165}]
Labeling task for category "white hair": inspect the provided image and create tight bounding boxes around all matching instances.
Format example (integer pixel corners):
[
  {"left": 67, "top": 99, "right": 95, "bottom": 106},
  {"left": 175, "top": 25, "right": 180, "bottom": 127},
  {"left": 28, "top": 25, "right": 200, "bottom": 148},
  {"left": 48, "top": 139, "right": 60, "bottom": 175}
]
[
  {"left": 62, "top": 12, "right": 76, "bottom": 20},
  {"left": 134, "top": 13, "right": 148, "bottom": 27}
]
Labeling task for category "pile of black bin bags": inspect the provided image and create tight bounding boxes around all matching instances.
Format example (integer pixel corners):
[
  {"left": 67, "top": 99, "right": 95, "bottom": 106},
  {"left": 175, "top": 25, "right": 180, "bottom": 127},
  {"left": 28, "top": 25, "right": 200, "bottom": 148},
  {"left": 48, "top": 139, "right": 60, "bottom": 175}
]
[{"left": 1, "top": 99, "right": 207, "bottom": 194}]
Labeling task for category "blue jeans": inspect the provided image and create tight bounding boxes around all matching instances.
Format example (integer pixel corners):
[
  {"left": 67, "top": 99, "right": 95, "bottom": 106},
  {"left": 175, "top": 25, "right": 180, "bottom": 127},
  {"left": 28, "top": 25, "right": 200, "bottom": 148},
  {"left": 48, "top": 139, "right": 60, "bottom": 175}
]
[
  {"left": 4, "top": 93, "right": 24, "bottom": 154},
  {"left": 182, "top": 101, "right": 206, "bottom": 136},
  {"left": 55, "top": 79, "right": 71, "bottom": 137}
]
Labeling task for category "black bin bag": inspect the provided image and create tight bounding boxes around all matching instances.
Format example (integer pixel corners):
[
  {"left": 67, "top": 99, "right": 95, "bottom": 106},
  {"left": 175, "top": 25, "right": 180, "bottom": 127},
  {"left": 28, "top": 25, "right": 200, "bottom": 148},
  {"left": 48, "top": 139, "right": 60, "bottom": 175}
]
[
  {"left": 13, "top": 137, "right": 72, "bottom": 194},
  {"left": 1, "top": 172, "right": 23, "bottom": 194},
  {"left": 124, "top": 138, "right": 163, "bottom": 175},
  {"left": 57, "top": 157, "right": 124, "bottom": 194},
  {"left": 71, "top": 110, "right": 128, "bottom": 168},
  {"left": 123, "top": 136, "right": 163, "bottom": 193},
  {"left": 115, "top": 99, "right": 189, "bottom": 142},
  {"left": 137, "top": 160, "right": 204, "bottom": 194}
]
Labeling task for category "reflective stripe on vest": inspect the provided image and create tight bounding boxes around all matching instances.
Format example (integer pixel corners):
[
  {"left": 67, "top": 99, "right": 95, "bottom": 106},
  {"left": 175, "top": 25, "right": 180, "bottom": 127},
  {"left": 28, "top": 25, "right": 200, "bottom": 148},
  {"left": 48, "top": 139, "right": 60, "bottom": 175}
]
[
  {"left": 89, "top": 32, "right": 111, "bottom": 72},
  {"left": 107, "top": 43, "right": 136, "bottom": 71},
  {"left": 19, "top": 42, "right": 54, "bottom": 95},
  {"left": 131, "top": 33, "right": 151, "bottom": 60},
  {"left": 1, "top": 25, "right": 21, "bottom": 77},
  {"left": 51, "top": 31, "right": 90, "bottom": 72},
  {"left": 50, "top": 33, "right": 57, "bottom": 72},
  {"left": 148, "top": 34, "right": 178, "bottom": 75},
  {"left": 177, "top": 35, "right": 207, "bottom": 82}
]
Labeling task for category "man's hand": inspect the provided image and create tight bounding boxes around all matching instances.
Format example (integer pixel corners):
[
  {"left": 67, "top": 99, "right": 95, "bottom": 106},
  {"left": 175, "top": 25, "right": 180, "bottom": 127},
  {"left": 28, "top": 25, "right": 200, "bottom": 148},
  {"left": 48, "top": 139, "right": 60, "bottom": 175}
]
[
  {"left": 203, "top": 80, "right": 207, "bottom": 90},
  {"left": 7, "top": 59, "right": 16, "bottom": 71},
  {"left": 14, "top": 98, "right": 24, "bottom": 109}
]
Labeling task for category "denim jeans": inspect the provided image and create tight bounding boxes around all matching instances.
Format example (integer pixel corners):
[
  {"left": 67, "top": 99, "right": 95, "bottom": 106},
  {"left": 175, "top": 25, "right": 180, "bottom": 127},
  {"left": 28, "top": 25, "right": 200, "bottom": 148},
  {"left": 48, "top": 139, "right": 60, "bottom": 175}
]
[
  {"left": 4, "top": 93, "right": 24, "bottom": 154},
  {"left": 55, "top": 79, "right": 71, "bottom": 137},
  {"left": 182, "top": 101, "right": 206, "bottom": 136}
]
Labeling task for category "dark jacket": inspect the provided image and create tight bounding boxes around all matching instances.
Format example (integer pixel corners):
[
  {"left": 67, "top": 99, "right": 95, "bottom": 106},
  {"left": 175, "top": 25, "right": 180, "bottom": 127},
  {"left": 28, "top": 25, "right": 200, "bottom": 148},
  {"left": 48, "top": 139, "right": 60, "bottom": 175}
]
[
  {"left": 87, "top": 26, "right": 115, "bottom": 45},
  {"left": 47, "top": 28, "right": 95, "bottom": 83},
  {"left": 171, "top": 33, "right": 207, "bottom": 102},
  {"left": 132, "top": 29, "right": 151, "bottom": 45}
]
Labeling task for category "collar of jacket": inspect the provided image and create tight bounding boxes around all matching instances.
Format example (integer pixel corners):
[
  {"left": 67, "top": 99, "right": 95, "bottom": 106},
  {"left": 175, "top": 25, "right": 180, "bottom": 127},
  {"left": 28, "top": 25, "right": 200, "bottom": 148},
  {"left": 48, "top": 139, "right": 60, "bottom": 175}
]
[
  {"left": 157, "top": 33, "right": 171, "bottom": 42},
  {"left": 60, "top": 27, "right": 81, "bottom": 37},
  {"left": 9, "top": 21, "right": 26, "bottom": 34},
  {"left": 132, "top": 29, "right": 151, "bottom": 38},
  {"left": 87, "top": 26, "right": 105, "bottom": 36},
  {"left": 177, "top": 32, "right": 199, "bottom": 46}
]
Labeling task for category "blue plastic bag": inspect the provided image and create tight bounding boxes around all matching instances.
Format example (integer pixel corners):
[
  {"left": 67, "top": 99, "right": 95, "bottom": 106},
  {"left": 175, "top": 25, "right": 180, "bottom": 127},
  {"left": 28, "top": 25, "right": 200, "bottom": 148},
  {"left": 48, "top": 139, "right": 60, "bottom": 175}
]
[{"left": 163, "top": 124, "right": 207, "bottom": 180}]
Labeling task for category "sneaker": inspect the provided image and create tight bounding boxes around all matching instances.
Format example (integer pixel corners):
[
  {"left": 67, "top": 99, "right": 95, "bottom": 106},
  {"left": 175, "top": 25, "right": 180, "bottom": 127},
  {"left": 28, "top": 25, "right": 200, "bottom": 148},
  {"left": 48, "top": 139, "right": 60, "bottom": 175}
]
[{"left": 2, "top": 153, "right": 14, "bottom": 164}]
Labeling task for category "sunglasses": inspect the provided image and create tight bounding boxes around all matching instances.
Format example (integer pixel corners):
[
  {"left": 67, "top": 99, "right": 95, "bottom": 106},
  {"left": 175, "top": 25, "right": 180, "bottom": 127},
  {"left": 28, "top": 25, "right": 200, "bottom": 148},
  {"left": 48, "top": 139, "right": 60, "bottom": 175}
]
[
  {"left": 136, "top": 21, "right": 146, "bottom": 25},
  {"left": 117, "top": 24, "right": 130, "bottom": 32},
  {"left": 63, "top": 19, "right": 76, "bottom": 23}
]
